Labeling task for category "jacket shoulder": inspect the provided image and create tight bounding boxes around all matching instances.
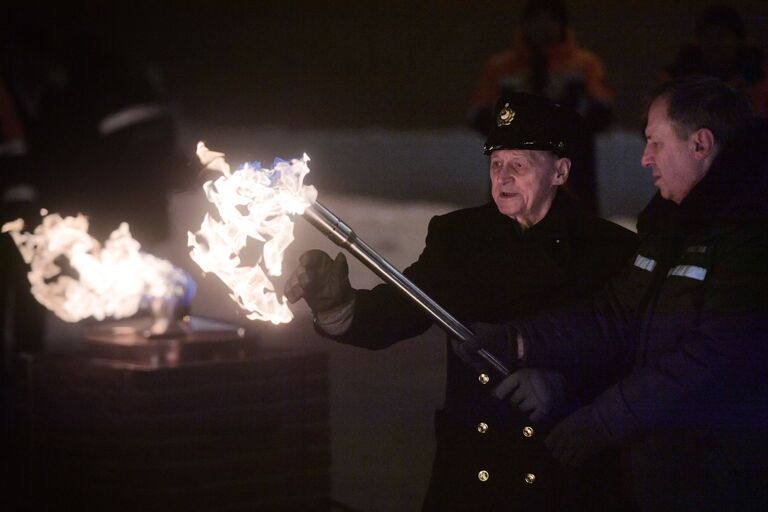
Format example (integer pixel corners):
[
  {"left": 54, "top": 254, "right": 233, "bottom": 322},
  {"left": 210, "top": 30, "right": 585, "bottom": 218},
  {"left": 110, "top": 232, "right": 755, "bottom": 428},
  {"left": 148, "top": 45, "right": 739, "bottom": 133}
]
[
  {"left": 586, "top": 216, "right": 636, "bottom": 241},
  {"left": 571, "top": 211, "right": 637, "bottom": 242},
  {"left": 572, "top": 215, "right": 639, "bottom": 267},
  {"left": 431, "top": 203, "right": 494, "bottom": 222},
  {"left": 427, "top": 203, "right": 502, "bottom": 237}
]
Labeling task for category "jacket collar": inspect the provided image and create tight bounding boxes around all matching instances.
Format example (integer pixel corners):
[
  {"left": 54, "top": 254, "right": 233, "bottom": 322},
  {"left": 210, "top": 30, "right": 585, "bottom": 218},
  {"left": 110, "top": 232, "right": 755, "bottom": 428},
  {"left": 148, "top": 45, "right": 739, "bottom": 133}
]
[{"left": 484, "top": 191, "right": 579, "bottom": 243}]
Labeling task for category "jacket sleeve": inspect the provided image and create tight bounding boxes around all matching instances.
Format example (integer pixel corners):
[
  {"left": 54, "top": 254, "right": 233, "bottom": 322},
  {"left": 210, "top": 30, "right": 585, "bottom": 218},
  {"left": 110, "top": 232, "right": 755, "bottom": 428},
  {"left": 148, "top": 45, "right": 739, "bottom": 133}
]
[
  {"left": 516, "top": 258, "right": 645, "bottom": 371},
  {"left": 587, "top": 231, "right": 768, "bottom": 442},
  {"left": 325, "top": 215, "right": 449, "bottom": 350}
]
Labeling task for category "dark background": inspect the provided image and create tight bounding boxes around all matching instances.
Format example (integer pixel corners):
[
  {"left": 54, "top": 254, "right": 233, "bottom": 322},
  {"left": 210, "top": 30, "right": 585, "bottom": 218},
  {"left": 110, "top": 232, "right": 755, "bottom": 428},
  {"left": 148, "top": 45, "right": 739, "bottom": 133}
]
[{"left": 9, "top": 0, "right": 767, "bottom": 131}]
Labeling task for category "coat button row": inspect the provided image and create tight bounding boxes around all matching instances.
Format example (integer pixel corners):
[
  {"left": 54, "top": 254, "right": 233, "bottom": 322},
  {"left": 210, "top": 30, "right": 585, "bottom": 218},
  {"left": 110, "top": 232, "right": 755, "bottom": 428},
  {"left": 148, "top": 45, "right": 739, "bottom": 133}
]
[
  {"left": 475, "top": 424, "right": 533, "bottom": 437},
  {"left": 476, "top": 470, "right": 536, "bottom": 485}
]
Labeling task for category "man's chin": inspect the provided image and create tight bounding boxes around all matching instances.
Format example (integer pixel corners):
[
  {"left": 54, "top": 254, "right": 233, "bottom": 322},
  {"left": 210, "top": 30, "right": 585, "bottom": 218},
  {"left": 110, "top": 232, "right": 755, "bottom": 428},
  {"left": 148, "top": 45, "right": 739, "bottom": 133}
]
[{"left": 657, "top": 188, "right": 677, "bottom": 203}]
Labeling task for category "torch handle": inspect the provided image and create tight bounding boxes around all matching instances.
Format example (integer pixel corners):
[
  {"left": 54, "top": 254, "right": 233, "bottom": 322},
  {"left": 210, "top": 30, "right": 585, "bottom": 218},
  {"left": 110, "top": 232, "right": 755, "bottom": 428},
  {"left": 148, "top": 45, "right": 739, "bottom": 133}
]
[{"left": 302, "top": 201, "right": 510, "bottom": 377}]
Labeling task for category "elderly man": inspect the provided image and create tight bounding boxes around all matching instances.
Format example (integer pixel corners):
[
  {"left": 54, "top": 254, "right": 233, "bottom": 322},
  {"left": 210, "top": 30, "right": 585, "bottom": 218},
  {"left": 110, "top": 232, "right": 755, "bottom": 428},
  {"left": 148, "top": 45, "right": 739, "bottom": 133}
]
[
  {"left": 464, "top": 77, "right": 768, "bottom": 510},
  {"left": 285, "top": 93, "right": 636, "bottom": 510}
]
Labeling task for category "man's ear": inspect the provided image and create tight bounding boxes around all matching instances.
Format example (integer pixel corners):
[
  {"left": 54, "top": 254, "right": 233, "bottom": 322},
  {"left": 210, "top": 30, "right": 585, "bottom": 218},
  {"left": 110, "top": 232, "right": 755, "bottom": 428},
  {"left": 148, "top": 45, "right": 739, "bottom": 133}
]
[
  {"left": 553, "top": 157, "right": 571, "bottom": 186},
  {"left": 691, "top": 128, "right": 716, "bottom": 160}
]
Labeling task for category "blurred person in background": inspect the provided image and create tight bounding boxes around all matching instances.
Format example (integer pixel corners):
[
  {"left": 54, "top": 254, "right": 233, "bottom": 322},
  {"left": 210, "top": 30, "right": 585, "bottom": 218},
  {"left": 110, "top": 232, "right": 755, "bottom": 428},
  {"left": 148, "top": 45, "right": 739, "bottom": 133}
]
[
  {"left": 468, "top": 0, "right": 613, "bottom": 215},
  {"left": 664, "top": 4, "right": 768, "bottom": 120},
  {"left": 286, "top": 93, "right": 636, "bottom": 511}
]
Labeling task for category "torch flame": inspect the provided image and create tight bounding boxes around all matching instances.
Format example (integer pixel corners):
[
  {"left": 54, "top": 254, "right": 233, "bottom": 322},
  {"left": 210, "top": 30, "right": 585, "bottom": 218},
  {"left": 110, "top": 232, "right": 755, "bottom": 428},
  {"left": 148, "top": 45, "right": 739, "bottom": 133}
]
[
  {"left": 2, "top": 213, "right": 193, "bottom": 323},
  {"left": 189, "top": 142, "right": 317, "bottom": 324}
]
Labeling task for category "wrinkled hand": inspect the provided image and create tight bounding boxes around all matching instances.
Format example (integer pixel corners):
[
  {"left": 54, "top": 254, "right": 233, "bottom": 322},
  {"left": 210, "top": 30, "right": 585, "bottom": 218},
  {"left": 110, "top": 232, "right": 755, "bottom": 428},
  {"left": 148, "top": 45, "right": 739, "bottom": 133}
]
[
  {"left": 451, "top": 322, "right": 517, "bottom": 371},
  {"left": 545, "top": 405, "right": 615, "bottom": 466},
  {"left": 284, "top": 250, "right": 353, "bottom": 313},
  {"left": 493, "top": 368, "right": 567, "bottom": 423}
]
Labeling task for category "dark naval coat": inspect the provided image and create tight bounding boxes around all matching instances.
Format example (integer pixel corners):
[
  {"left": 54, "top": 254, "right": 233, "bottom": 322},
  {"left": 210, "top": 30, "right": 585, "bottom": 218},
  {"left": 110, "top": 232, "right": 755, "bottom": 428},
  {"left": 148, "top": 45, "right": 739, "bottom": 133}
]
[
  {"left": 326, "top": 192, "right": 637, "bottom": 510},
  {"left": 517, "top": 123, "right": 768, "bottom": 511}
]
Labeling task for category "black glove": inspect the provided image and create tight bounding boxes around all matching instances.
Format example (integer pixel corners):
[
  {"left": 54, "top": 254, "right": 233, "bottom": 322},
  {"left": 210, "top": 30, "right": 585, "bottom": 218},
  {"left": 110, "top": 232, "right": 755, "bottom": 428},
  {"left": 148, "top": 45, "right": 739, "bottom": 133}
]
[
  {"left": 452, "top": 322, "right": 517, "bottom": 370},
  {"left": 284, "top": 250, "right": 353, "bottom": 313},
  {"left": 545, "top": 404, "right": 615, "bottom": 466},
  {"left": 493, "top": 368, "right": 567, "bottom": 423}
]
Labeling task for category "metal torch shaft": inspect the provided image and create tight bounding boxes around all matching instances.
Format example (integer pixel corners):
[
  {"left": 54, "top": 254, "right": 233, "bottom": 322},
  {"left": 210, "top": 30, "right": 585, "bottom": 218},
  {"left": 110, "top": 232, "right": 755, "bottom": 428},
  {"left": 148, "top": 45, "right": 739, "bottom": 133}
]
[{"left": 302, "top": 201, "right": 510, "bottom": 377}]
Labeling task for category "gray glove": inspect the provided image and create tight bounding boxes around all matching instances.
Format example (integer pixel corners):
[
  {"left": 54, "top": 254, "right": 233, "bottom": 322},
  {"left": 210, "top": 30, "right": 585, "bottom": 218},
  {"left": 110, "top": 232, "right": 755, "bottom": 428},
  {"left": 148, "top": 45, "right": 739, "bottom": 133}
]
[
  {"left": 493, "top": 368, "right": 567, "bottom": 423},
  {"left": 284, "top": 250, "right": 353, "bottom": 313}
]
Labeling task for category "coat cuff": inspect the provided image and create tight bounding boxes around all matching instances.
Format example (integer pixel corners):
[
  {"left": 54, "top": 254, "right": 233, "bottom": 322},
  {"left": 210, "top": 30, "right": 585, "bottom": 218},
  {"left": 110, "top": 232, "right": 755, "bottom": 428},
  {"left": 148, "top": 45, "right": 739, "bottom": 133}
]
[{"left": 314, "top": 295, "right": 356, "bottom": 335}]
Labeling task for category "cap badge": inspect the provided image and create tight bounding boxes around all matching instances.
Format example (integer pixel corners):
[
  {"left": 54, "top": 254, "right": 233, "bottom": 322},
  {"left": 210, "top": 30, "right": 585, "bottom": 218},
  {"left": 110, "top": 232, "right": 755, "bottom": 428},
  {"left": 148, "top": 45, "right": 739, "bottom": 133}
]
[{"left": 497, "top": 103, "right": 516, "bottom": 126}]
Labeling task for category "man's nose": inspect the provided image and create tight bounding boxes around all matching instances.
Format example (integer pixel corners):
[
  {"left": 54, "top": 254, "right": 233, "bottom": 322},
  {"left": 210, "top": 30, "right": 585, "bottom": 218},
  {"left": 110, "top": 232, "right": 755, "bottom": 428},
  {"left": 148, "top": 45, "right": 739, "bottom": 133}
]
[
  {"left": 640, "top": 146, "right": 653, "bottom": 168},
  {"left": 498, "top": 165, "right": 516, "bottom": 178}
]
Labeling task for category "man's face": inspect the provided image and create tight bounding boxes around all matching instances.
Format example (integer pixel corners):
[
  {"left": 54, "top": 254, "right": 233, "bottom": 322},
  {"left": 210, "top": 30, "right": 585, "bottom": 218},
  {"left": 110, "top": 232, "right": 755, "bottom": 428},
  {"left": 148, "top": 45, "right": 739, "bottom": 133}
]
[
  {"left": 490, "top": 149, "right": 567, "bottom": 226},
  {"left": 641, "top": 97, "right": 707, "bottom": 203}
]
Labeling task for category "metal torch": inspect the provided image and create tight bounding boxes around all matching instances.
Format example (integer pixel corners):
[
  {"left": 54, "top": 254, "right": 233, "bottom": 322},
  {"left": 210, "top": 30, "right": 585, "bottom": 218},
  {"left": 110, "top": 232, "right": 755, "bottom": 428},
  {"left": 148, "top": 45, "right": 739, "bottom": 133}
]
[{"left": 302, "top": 201, "right": 510, "bottom": 377}]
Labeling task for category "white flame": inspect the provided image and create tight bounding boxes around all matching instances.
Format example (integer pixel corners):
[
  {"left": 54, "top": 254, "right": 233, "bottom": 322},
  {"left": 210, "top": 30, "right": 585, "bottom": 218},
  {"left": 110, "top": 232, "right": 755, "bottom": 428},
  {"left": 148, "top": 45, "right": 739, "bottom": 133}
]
[
  {"left": 189, "top": 142, "right": 317, "bottom": 324},
  {"left": 2, "top": 213, "right": 191, "bottom": 323}
]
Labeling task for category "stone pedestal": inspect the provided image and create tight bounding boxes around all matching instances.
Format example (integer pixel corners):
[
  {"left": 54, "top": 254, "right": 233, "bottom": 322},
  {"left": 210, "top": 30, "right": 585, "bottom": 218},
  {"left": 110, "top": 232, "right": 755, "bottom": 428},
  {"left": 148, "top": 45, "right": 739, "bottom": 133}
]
[{"left": 17, "top": 317, "right": 330, "bottom": 511}]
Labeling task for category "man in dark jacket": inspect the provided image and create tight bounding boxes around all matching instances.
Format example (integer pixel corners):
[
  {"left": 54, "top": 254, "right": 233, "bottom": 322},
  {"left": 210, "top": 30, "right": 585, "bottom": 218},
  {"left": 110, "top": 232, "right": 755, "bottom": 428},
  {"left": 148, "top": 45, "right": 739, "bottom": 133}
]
[
  {"left": 285, "top": 93, "right": 637, "bottom": 510},
  {"left": 463, "top": 77, "right": 768, "bottom": 510}
]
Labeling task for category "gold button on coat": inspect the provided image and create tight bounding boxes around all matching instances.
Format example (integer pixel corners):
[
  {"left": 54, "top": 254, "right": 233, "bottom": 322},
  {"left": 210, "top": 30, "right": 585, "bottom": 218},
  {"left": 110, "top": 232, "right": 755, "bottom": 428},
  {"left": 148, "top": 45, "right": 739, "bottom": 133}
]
[
  {"left": 522, "top": 426, "right": 534, "bottom": 437},
  {"left": 478, "top": 470, "right": 489, "bottom": 482},
  {"left": 478, "top": 373, "right": 490, "bottom": 385},
  {"left": 524, "top": 473, "right": 536, "bottom": 484},
  {"left": 477, "top": 422, "right": 489, "bottom": 434}
]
